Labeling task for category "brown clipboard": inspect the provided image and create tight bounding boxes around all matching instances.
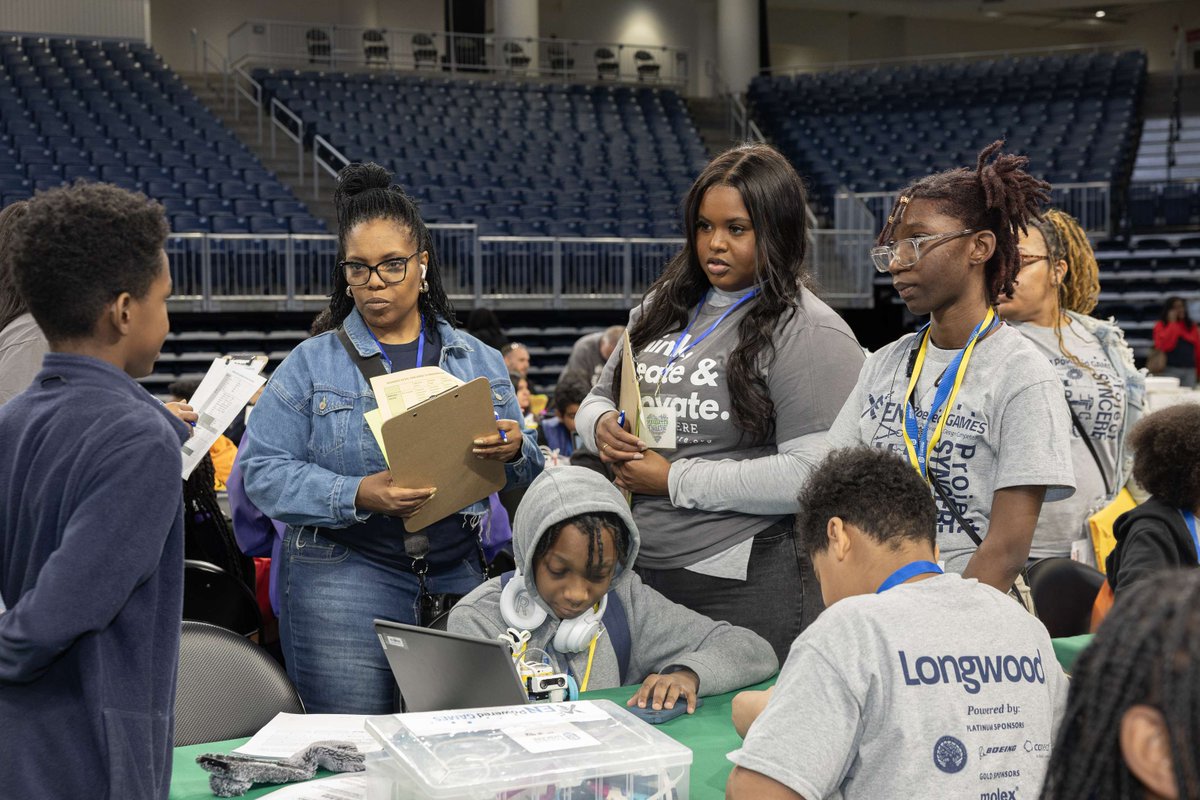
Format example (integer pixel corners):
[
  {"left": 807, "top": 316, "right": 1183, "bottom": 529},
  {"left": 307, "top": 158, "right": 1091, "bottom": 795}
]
[
  {"left": 617, "top": 333, "right": 642, "bottom": 504},
  {"left": 380, "top": 376, "right": 506, "bottom": 533}
]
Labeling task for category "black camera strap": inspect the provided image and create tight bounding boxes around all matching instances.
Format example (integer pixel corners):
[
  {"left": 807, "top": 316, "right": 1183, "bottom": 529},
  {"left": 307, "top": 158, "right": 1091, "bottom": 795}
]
[
  {"left": 1067, "top": 404, "right": 1112, "bottom": 498},
  {"left": 929, "top": 475, "right": 1032, "bottom": 612}
]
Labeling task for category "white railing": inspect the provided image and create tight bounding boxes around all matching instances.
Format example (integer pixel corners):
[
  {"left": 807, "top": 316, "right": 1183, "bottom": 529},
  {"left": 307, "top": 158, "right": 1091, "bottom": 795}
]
[
  {"left": 200, "top": 37, "right": 228, "bottom": 102},
  {"left": 312, "top": 134, "right": 350, "bottom": 199},
  {"left": 164, "top": 227, "right": 880, "bottom": 310},
  {"left": 268, "top": 96, "right": 305, "bottom": 186},
  {"left": 231, "top": 65, "right": 264, "bottom": 144},
  {"left": 227, "top": 19, "right": 688, "bottom": 87}
]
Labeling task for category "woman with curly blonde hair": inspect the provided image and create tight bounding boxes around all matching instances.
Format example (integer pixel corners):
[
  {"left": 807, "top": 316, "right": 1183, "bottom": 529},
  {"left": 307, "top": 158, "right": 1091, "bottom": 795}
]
[{"left": 998, "top": 208, "right": 1145, "bottom": 560}]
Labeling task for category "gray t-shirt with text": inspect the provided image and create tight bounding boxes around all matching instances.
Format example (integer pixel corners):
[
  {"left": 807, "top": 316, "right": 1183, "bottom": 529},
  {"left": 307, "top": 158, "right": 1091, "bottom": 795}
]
[
  {"left": 590, "top": 286, "right": 864, "bottom": 569},
  {"left": 828, "top": 324, "right": 1076, "bottom": 573},
  {"left": 729, "top": 573, "right": 1069, "bottom": 800},
  {"left": 1014, "top": 319, "right": 1125, "bottom": 558}
]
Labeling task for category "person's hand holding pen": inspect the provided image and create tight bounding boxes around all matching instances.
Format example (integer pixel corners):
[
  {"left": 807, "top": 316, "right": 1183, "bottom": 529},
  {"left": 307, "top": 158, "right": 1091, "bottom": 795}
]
[
  {"left": 595, "top": 409, "right": 646, "bottom": 464},
  {"left": 164, "top": 401, "right": 198, "bottom": 431},
  {"left": 473, "top": 414, "right": 522, "bottom": 462}
]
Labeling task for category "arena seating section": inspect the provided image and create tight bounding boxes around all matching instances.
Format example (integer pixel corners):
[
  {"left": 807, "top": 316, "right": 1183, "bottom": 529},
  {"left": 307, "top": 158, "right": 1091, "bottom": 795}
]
[
  {"left": 748, "top": 50, "right": 1146, "bottom": 201},
  {"left": 0, "top": 35, "right": 324, "bottom": 235},
  {"left": 253, "top": 68, "right": 708, "bottom": 237}
]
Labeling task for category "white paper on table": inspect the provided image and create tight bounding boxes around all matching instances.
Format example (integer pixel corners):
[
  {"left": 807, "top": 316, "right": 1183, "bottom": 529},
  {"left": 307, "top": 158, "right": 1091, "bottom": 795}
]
[
  {"left": 180, "top": 357, "right": 267, "bottom": 479},
  {"left": 399, "top": 701, "right": 610, "bottom": 738},
  {"left": 232, "top": 713, "right": 382, "bottom": 759},
  {"left": 368, "top": 367, "right": 463, "bottom": 421},
  {"left": 259, "top": 774, "right": 367, "bottom": 799}
]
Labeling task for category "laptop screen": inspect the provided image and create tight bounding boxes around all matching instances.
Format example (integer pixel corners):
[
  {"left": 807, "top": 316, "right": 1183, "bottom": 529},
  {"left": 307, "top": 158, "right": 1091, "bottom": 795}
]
[{"left": 373, "top": 619, "right": 529, "bottom": 712}]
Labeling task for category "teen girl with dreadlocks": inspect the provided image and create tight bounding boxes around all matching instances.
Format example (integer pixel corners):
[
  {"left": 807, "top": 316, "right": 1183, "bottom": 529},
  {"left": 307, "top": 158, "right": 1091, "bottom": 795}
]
[
  {"left": 241, "top": 162, "right": 542, "bottom": 714},
  {"left": 577, "top": 143, "right": 865, "bottom": 662},
  {"left": 1039, "top": 571, "right": 1200, "bottom": 800},
  {"left": 997, "top": 208, "right": 1145, "bottom": 560},
  {"left": 827, "top": 141, "right": 1076, "bottom": 595}
]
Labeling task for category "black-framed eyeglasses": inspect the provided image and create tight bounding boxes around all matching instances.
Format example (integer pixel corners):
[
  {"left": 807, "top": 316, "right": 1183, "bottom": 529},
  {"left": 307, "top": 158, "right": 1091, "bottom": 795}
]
[
  {"left": 338, "top": 251, "right": 421, "bottom": 286},
  {"left": 870, "top": 229, "right": 979, "bottom": 273}
]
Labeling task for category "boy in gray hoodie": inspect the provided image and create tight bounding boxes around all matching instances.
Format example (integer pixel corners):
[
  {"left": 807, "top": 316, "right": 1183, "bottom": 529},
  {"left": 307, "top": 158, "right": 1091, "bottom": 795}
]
[{"left": 448, "top": 467, "right": 777, "bottom": 712}]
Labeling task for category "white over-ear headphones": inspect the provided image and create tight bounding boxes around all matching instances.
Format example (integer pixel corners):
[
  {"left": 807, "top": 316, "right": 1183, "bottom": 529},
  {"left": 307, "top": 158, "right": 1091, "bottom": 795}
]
[{"left": 500, "top": 571, "right": 607, "bottom": 653}]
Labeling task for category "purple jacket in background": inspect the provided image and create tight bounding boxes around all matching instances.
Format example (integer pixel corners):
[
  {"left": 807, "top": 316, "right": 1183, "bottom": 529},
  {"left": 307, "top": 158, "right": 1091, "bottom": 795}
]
[{"left": 227, "top": 451, "right": 285, "bottom": 615}]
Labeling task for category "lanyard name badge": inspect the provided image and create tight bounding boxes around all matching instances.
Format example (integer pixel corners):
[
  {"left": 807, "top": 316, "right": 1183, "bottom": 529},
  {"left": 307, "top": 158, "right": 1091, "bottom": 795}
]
[
  {"left": 1183, "top": 509, "right": 1199, "bottom": 562},
  {"left": 366, "top": 320, "right": 425, "bottom": 373},
  {"left": 640, "top": 288, "right": 758, "bottom": 451},
  {"left": 902, "top": 307, "right": 997, "bottom": 480},
  {"left": 875, "top": 560, "right": 944, "bottom": 594}
]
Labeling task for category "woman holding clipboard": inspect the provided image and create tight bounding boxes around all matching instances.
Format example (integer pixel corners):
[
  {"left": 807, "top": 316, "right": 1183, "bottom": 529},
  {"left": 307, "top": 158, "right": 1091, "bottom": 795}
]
[
  {"left": 241, "top": 163, "right": 542, "bottom": 714},
  {"left": 825, "top": 141, "right": 1076, "bottom": 596},
  {"left": 577, "top": 144, "right": 865, "bottom": 662}
]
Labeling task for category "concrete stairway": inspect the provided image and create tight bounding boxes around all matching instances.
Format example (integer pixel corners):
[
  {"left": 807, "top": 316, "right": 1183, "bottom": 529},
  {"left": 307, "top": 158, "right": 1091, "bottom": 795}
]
[{"left": 179, "top": 72, "right": 339, "bottom": 229}]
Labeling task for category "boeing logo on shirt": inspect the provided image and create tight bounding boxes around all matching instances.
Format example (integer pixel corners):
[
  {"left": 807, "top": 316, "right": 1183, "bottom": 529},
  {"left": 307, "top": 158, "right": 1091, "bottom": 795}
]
[{"left": 899, "top": 648, "right": 1047, "bottom": 694}]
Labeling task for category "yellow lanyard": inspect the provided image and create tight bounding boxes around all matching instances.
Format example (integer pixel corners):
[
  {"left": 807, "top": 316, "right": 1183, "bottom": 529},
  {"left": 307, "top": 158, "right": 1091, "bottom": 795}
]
[
  {"left": 901, "top": 308, "right": 996, "bottom": 480},
  {"left": 579, "top": 632, "right": 599, "bottom": 694}
]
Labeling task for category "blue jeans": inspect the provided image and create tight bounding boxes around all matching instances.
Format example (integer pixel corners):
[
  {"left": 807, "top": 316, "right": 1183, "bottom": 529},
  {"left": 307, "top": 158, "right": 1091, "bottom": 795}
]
[{"left": 277, "top": 526, "right": 485, "bottom": 714}]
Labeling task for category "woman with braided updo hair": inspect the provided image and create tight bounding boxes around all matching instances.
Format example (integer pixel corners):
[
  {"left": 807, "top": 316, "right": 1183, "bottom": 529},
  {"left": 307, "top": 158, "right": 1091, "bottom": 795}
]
[
  {"left": 998, "top": 209, "right": 1145, "bottom": 560},
  {"left": 1039, "top": 571, "right": 1200, "bottom": 800},
  {"left": 827, "top": 140, "right": 1076, "bottom": 595}
]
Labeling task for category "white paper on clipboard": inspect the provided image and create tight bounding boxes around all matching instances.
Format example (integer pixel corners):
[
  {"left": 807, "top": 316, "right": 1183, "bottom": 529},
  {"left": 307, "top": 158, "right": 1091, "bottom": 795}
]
[{"left": 180, "top": 355, "right": 267, "bottom": 479}]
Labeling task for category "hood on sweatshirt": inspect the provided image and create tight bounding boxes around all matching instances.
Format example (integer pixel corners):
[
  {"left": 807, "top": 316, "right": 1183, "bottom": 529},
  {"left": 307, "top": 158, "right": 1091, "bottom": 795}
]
[{"left": 512, "top": 466, "right": 641, "bottom": 619}]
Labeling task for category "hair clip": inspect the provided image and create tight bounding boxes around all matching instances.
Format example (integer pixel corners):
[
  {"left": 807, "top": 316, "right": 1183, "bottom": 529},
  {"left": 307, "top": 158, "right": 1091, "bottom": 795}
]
[{"left": 887, "top": 195, "right": 911, "bottom": 226}]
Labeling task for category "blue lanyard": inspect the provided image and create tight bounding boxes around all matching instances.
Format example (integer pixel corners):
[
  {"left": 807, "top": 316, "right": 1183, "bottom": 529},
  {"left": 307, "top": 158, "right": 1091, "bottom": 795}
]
[
  {"left": 903, "top": 313, "right": 997, "bottom": 478},
  {"left": 366, "top": 320, "right": 424, "bottom": 373},
  {"left": 664, "top": 288, "right": 759, "bottom": 374},
  {"left": 1182, "top": 509, "right": 1199, "bottom": 561},
  {"left": 876, "top": 560, "right": 944, "bottom": 594}
]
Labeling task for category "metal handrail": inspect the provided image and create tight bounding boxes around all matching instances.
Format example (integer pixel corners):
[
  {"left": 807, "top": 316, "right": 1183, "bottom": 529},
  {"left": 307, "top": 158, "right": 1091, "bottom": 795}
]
[
  {"left": 765, "top": 41, "right": 1142, "bottom": 77},
  {"left": 312, "top": 133, "right": 350, "bottom": 198},
  {"left": 231, "top": 65, "right": 264, "bottom": 144},
  {"left": 269, "top": 96, "right": 305, "bottom": 186},
  {"left": 226, "top": 19, "right": 688, "bottom": 87},
  {"left": 201, "top": 38, "right": 228, "bottom": 103}
]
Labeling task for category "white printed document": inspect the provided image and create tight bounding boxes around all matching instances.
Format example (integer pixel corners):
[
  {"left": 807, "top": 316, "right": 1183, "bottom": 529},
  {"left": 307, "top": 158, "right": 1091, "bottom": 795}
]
[
  {"left": 180, "top": 355, "right": 267, "bottom": 479},
  {"left": 260, "top": 774, "right": 367, "bottom": 798},
  {"left": 369, "top": 367, "right": 463, "bottom": 420},
  {"left": 233, "top": 713, "right": 382, "bottom": 759}
]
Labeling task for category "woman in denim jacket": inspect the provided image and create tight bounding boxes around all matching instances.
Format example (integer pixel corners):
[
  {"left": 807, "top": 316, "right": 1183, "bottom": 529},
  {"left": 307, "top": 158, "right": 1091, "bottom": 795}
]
[
  {"left": 242, "top": 163, "right": 542, "bottom": 713},
  {"left": 999, "top": 208, "right": 1145, "bottom": 560}
]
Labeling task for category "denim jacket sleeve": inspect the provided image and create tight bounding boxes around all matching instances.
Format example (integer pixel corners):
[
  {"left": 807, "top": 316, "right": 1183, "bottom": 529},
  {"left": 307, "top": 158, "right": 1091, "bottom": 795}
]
[{"left": 240, "top": 348, "right": 367, "bottom": 528}]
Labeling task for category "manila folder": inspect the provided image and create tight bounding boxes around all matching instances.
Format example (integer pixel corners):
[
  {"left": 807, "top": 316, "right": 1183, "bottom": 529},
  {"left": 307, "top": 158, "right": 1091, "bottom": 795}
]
[{"left": 380, "top": 377, "right": 506, "bottom": 533}]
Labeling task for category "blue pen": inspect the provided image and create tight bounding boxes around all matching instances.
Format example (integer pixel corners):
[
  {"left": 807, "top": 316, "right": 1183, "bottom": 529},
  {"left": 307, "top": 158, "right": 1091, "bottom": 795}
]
[
  {"left": 617, "top": 410, "right": 626, "bottom": 429},
  {"left": 495, "top": 412, "right": 508, "bottom": 443}
]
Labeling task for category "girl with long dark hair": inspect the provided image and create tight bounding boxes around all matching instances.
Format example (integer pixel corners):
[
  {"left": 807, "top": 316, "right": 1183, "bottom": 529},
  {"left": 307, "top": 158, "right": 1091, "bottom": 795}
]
[
  {"left": 576, "top": 143, "right": 865, "bottom": 661},
  {"left": 1039, "top": 571, "right": 1200, "bottom": 800},
  {"left": 241, "top": 162, "right": 542, "bottom": 714},
  {"left": 826, "top": 141, "right": 1076, "bottom": 595}
]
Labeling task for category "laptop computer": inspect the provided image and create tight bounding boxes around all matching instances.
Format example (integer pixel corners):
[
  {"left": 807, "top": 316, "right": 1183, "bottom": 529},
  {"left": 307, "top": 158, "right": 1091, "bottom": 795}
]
[{"left": 373, "top": 619, "right": 530, "bottom": 712}]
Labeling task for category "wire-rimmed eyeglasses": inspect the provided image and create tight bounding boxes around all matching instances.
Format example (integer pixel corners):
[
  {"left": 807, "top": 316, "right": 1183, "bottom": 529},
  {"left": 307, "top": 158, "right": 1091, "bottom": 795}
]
[{"left": 870, "top": 229, "right": 979, "bottom": 273}]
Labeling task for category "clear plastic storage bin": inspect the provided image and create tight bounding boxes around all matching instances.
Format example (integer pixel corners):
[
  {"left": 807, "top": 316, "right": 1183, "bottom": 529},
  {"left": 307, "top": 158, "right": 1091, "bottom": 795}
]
[{"left": 364, "top": 699, "right": 692, "bottom": 799}]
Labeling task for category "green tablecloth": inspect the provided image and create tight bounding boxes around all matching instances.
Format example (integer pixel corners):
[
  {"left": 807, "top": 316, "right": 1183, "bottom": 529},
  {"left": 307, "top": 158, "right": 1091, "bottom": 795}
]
[{"left": 170, "top": 637, "right": 1093, "bottom": 800}]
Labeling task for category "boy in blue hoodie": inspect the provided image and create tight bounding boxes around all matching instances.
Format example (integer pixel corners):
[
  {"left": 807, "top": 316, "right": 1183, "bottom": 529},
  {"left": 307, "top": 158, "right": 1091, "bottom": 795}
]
[
  {"left": 449, "top": 466, "right": 777, "bottom": 711},
  {"left": 0, "top": 183, "right": 190, "bottom": 799}
]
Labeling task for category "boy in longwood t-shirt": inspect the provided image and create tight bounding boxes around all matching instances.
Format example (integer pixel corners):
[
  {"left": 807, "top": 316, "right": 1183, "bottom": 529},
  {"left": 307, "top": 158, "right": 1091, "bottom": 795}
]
[{"left": 726, "top": 447, "right": 1068, "bottom": 800}]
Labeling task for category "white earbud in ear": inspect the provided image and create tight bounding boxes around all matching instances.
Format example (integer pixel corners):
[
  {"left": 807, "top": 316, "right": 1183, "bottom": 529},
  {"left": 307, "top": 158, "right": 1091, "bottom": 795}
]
[
  {"left": 421, "top": 263, "right": 427, "bottom": 280},
  {"left": 500, "top": 572, "right": 547, "bottom": 631}
]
